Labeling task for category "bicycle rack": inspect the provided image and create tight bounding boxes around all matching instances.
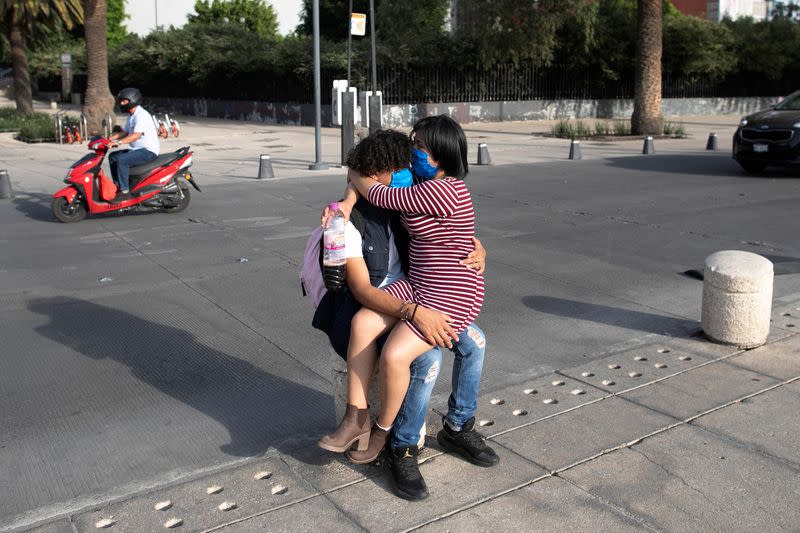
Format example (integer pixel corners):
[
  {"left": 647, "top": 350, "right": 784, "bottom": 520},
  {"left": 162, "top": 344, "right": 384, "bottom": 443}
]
[
  {"left": 53, "top": 111, "right": 66, "bottom": 144},
  {"left": 101, "top": 114, "right": 114, "bottom": 138},
  {"left": 79, "top": 113, "right": 88, "bottom": 142}
]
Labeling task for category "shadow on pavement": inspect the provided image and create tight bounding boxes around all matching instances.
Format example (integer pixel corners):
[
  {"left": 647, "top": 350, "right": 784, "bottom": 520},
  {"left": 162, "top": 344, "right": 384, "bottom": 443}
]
[
  {"left": 12, "top": 192, "right": 54, "bottom": 222},
  {"left": 522, "top": 296, "right": 698, "bottom": 336},
  {"left": 28, "top": 296, "right": 333, "bottom": 462},
  {"left": 604, "top": 153, "right": 800, "bottom": 178}
]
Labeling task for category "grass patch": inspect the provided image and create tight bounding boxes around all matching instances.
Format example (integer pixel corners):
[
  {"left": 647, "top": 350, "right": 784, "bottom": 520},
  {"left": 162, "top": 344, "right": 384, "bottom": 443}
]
[
  {"left": 663, "top": 121, "right": 687, "bottom": 138},
  {"left": 0, "top": 109, "right": 56, "bottom": 141},
  {"left": 613, "top": 120, "right": 631, "bottom": 136},
  {"left": 594, "top": 121, "right": 611, "bottom": 136},
  {"left": 551, "top": 119, "right": 576, "bottom": 139}
]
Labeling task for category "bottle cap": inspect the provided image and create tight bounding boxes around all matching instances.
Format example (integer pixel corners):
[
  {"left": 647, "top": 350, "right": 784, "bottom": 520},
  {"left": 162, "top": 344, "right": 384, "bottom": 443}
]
[{"left": 329, "top": 202, "right": 339, "bottom": 211}]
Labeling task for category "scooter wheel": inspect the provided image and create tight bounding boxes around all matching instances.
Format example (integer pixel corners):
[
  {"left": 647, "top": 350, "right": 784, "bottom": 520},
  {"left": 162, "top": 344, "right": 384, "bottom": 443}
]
[
  {"left": 52, "top": 196, "right": 87, "bottom": 223},
  {"left": 162, "top": 186, "right": 191, "bottom": 214}
]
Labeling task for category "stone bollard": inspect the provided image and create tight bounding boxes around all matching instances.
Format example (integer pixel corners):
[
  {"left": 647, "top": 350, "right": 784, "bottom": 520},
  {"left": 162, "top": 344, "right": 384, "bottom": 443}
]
[
  {"left": 258, "top": 155, "right": 274, "bottom": 179},
  {"left": 0, "top": 169, "right": 14, "bottom": 199},
  {"left": 329, "top": 348, "right": 426, "bottom": 448},
  {"left": 477, "top": 143, "right": 491, "bottom": 165},
  {"left": 701, "top": 251, "right": 773, "bottom": 349},
  {"left": 568, "top": 139, "right": 582, "bottom": 160},
  {"left": 642, "top": 136, "right": 655, "bottom": 155},
  {"left": 706, "top": 133, "right": 718, "bottom": 151}
]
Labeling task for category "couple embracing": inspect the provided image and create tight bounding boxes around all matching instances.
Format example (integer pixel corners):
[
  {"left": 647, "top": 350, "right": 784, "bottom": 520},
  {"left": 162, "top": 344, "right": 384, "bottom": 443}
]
[{"left": 312, "top": 115, "right": 497, "bottom": 501}]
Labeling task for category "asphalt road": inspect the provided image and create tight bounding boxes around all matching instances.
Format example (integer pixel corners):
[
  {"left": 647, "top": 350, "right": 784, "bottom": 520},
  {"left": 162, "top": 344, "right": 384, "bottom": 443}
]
[{"left": 1, "top": 151, "right": 799, "bottom": 528}]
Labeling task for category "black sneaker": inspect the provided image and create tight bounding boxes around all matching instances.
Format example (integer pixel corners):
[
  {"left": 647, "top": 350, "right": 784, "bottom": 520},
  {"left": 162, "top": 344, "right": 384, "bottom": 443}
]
[
  {"left": 112, "top": 191, "right": 131, "bottom": 203},
  {"left": 385, "top": 445, "right": 429, "bottom": 501},
  {"left": 436, "top": 417, "right": 500, "bottom": 467}
]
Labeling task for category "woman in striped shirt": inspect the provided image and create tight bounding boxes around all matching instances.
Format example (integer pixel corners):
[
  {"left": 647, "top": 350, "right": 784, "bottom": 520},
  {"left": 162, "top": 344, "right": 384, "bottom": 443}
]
[{"left": 320, "top": 116, "right": 484, "bottom": 462}]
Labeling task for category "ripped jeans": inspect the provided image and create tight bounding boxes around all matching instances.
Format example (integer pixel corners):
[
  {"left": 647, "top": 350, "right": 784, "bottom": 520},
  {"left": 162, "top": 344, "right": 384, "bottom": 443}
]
[{"left": 390, "top": 323, "right": 486, "bottom": 447}]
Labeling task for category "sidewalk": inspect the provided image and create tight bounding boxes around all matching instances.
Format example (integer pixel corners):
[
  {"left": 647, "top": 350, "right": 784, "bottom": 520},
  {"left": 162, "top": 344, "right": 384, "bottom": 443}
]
[
  {"left": 0, "top": 94, "right": 744, "bottom": 191},
  {"left": 20, "top": 297, "right": 799, "bottom": 532}
]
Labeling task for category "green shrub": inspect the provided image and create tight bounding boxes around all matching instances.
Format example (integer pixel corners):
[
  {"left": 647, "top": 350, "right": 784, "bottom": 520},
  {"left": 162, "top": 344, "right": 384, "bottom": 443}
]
[
  {"left": 594, "top": 121, "right": 611, "bottom": 136},
  {"left": 15, "top": 112, "right": 56, "bottom": 141},
  {"left": 673, "top": 123, "right": 686, "bottom": 137},
  {"left": 551, "top": 119, "right": 576, "bottom": 139},
  {"left": 663, "top": 122, "right": 675, "bottom": 136},
  {"left": 574, "top": 119, "right": 591, "bottom": 138},
  {"left": 613, "top": 120, "right": 631, "bottom": 136}
]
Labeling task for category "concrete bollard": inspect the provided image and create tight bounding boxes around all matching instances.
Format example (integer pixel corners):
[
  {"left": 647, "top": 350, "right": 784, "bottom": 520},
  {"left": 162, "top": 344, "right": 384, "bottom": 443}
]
[
  {"left": 568, "top": 140, "right": 582, "bottom": 160},
  {"left": 477, "top": 143, "right": 491, "bottom": 165},
  {"left": 0, "top": 169, "right": 14, "bottom": 199},
  {"left": 701, "top": 251, "right": 773, "bottom": 349},
  {"left": 706, "top": 133, "right": 718, "bottom": 151},
  {"left": 330, "top": 348, "right": 426, "bottom": 448},
  {"left": 258, "top": 155, "right": 274, "bottom": 179},
  {"left": 642, "top": 136, "right": 655, "bottom": 155}
]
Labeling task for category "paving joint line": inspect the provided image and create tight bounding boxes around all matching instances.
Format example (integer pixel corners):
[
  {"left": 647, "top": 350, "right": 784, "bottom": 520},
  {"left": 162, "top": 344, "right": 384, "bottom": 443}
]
[{"left": 100, "top": 226, "right": 330, "bottom": 385}]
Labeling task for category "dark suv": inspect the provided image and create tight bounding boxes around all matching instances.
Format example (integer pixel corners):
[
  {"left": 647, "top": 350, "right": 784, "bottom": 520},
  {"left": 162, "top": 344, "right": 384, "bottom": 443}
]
[{"left": 733, "top": 90, "right": 800, "bottom": 174}]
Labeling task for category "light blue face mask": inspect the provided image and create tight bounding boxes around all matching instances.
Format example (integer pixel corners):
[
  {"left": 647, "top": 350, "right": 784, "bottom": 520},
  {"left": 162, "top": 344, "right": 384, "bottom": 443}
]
[
  {"left": 412, "top": 148, "right": 439, "bottom": 180},
  {"left": 390, "top": 168, "right": 413, "bottom": 188}
]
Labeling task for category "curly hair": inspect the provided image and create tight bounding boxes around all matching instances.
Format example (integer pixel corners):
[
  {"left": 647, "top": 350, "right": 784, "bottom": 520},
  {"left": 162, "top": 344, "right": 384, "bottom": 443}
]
[{"left": 346, "top": 129, "right": 412, "bottom": 176}]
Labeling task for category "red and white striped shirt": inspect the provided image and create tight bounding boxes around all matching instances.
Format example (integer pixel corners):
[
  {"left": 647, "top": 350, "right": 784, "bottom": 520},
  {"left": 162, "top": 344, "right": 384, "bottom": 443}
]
[{"left": 368, "top": 178, "right": 484, "bottom": 339}]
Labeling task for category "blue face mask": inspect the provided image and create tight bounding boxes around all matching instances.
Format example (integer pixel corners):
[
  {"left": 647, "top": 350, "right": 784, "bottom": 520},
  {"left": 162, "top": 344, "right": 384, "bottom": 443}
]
[
  {"left": 389, "top": 168, "right": 413, "bottom": 188},
  {"left": 412, "top": 148, "right": 439, "bottom": 180}
]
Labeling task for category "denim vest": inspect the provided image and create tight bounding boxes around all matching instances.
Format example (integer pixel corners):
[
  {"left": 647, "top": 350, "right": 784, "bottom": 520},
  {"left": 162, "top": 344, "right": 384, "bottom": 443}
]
[{"left": 312, "top": 201, "right": 409, "bottom": 358}]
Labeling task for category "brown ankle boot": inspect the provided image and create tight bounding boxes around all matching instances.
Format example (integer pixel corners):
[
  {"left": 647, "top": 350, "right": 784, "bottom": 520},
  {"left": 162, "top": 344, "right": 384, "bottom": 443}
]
[
  {"left": 318, "top": 404, "right": 371, "bottom": 453},
  {"left": 346, "top": 423, "right": 390, "bottom": 464}
]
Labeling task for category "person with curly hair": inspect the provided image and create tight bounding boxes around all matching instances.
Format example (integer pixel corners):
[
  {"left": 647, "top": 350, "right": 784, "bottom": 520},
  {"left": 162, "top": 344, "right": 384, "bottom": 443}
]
[{"left": 317, "top": 118, "right": 496, "bottom": 501}]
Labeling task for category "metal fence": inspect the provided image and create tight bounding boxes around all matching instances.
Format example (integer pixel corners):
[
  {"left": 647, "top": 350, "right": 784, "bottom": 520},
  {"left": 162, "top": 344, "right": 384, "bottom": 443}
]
[{"left": 38, "top": 63, "right": 800, "bottom": 105}]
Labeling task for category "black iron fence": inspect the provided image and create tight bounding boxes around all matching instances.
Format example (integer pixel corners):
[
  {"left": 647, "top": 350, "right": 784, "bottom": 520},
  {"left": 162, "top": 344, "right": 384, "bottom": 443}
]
[{"left": 37, "top": 63, "right": 799, "bottom": 104}]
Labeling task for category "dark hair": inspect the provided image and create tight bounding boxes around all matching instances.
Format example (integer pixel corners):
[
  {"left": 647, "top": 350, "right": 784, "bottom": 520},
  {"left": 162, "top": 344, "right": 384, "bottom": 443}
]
[
  {"left": 412, "top": 115, "right": 469, "bottom": 179},
  {"left": 346, "top": 129, "right": 412, "bottom": 176}
]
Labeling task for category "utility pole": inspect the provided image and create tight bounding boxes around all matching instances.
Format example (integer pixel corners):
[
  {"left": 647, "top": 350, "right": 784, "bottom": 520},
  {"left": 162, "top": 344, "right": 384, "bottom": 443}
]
[
  {"left": 347, "top": 0, "right": 353, "bottom": 86},
  {"left": 309, "top": 0, "right": 328, "bottom": 170},
  {"left": 369, "top": 0, "right": 377, "bottom": 92},
  {"left": 154, "top": 0, "right": 159, "bottom": 30}
]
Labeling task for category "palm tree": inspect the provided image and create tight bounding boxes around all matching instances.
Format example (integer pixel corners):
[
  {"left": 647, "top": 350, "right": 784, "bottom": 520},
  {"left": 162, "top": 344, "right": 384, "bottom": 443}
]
[
  {"left": 0, "top": 0, "right": 83, "bottom": 113},
  {"left": 83, "top": 0, "right": 115, "bottom": 135},
  {"left": 631, "top": 0, "right": 663, "bottom": 136}
]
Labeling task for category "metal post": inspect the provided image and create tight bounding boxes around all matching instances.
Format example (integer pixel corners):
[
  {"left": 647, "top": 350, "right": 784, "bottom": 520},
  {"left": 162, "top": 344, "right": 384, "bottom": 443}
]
[
  {"left": 154, "top": 0, "right": 159, "bottom": 30},
  {"left": 347, "top": 0, "right": 353, "bottom": 86},
  {"left": 341, "top": 91, "right": 355, "bottom": 165},
  {"left": 369, "top": 0, "right": 377, "bottom": 92},
  {"left": 309, "top": 0, "right": 329, "bottom": 171}
]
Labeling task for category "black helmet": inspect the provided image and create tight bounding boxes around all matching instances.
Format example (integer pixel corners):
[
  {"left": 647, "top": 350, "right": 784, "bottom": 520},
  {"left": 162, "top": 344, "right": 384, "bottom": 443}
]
[{"left": 116, "top": 87, "right": 142, "bottom": 112}]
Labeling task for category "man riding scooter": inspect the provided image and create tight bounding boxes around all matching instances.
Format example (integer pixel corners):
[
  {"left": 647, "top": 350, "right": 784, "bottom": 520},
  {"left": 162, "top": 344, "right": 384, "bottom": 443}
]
[{"left": 108, "top": 88, "right": 159, "bottom": 203}]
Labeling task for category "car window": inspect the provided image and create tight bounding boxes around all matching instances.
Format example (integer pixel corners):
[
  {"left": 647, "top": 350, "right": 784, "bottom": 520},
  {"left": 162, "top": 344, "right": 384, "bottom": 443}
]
[{"left": 775, "top": 94, "right": 800, "bottom": 110}]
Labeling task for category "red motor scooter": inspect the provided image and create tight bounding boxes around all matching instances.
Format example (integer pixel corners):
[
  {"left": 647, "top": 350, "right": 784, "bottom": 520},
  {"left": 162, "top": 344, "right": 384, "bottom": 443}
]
[{"left": 52, "top": 138, "right": 201, "bottom": 223}]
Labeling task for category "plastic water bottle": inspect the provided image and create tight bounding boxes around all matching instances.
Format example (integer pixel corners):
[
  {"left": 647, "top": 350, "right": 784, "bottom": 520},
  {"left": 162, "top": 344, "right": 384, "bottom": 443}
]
[{"left": 323, "top": 202, "right": 347, "bottom": 291}]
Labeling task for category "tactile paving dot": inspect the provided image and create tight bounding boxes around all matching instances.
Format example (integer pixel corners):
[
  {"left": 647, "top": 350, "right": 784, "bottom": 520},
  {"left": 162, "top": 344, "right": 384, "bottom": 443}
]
[
  {"left": 551, "top": 380, "right": 566, "bottom": 387},
  {"left": 206, "top": 485, "right": 223, "bottom": 495},
  {"left": 218, "top": 501, "right": 237, "bottom": 512},
  {"left": 602, "top": 380, "right": 616, "bottom": 386},
  {"left": 679, "top": 355, "right": 692, "bottom": 361},
  {"left": 164, "top": 518, "right": 183, "bottom": 529},
  {"left": 634, "top": 356, "right": 648, "bottom": 361},
  {"left": 657, "top": 348, "right": 671, "bottom": 354},
  {"left": 570, "top": 389, "right": 586, "bottom": 395},
  {"left": 490, "top": 398, "right": 506, "bottom": 405},
  {"left": 654, "top": 363, "right": 668, "bottom": 369},
  {"left": 478, "top": 419, "right": 494, "bottom": 427},
  {"left": 154, "top": 501, "right": 172, "bottom": 511},
  {"left": 628, "top": 372, "right": 642, "bottom": 378},
  {"left": 523, "top": 388, "right": 537, "bottom": 395},
  {"left": 581, "top": 371, "right": 594, "bottom": 377},
  {"left": 254, "top": 471, "right": 272, "bottom": 480},
  {"left": 542, "top": 398, "right": 558, "bottom": 405},
  {"left": 608, "top": 364, "right": 621, "bottom": 369},
  {"left": 512, "top": 409, "right": 528, "bottom": 416},
  {"left": 271, "top": 485, "right": 288, "bottom": 495},
  {"left": 95, "top": 518, "right": 115, "bottom": 529}
]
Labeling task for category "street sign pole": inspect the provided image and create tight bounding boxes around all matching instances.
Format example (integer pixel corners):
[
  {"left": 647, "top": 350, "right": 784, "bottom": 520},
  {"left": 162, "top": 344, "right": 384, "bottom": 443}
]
[
  {"left": 347, "top": 0, "right": 353, "bottom": 86},
  {"left": 309, "top": 0, "right": 329, "bottom": 171},
  {"left": 369, "top": 0, "right": 377, "bottom": 92}
]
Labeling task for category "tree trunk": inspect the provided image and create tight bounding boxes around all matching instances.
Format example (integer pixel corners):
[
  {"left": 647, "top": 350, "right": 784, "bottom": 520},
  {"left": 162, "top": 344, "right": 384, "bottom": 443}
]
[
  {"left": 631, "top": 0, "right": 663, "bottom": 136},
  {"left": 7, "top": 11, "right": 34, "bottom": 114},
  {"left": 82, "top": 0, "right": 115, "bottom": 135}
]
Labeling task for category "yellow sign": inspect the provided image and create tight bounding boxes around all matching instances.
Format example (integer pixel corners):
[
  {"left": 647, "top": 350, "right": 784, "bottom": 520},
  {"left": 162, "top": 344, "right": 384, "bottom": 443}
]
[{"left": 351, "top": 13, "right": 366, "bottom": 36}]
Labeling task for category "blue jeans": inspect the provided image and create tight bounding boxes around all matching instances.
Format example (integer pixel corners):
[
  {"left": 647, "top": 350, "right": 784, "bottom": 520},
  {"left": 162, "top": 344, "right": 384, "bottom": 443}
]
[
  {"left": 109, "top": 148, "right": 157, "bottom": 191},
  {"left": 391, "top": 323, "right": 486, "bottom": 447}
]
